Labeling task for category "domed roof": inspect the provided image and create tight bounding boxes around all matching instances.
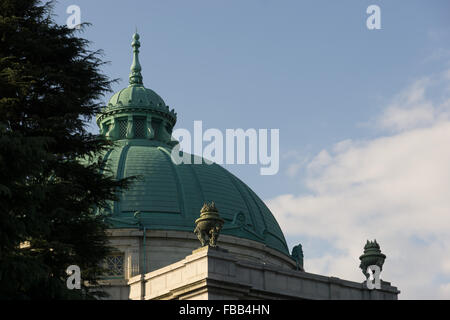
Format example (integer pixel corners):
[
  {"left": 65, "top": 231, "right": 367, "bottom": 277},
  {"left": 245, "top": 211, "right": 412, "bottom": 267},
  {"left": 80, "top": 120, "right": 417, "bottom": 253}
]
[
  {"left": 96, "top": 32, "right": 176, "bottom": 140},
  {"left": 101, "top": 140, "right": 290, "bottom": 256},
  {"left": 105, "top": 31, "right": 165, "bottom": 111},
  {"left": 107, "top": 85, "right": 166, "bottom": 110},
  {"left": 96, "top": 32, "right": 291, "bottom": 258}
]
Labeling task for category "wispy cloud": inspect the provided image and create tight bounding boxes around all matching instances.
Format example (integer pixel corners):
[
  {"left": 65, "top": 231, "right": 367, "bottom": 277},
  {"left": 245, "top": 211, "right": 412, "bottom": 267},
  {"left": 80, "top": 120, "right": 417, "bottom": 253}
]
[{"left": 282, "top": 149, "right": 311, "bottom": 178}]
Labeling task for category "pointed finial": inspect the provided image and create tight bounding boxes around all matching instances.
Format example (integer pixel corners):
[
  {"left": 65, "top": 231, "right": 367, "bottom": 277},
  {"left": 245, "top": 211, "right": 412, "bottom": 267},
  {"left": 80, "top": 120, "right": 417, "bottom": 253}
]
[{"left": 129, "top": 31, "right": 143, "bottom": 86}]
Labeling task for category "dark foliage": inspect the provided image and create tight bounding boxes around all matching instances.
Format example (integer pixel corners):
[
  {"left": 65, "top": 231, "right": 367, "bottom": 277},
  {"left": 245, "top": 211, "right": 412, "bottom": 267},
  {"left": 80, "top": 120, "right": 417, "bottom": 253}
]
[{"left": 0, "top": 0, "right": 132, "bottom": 299}]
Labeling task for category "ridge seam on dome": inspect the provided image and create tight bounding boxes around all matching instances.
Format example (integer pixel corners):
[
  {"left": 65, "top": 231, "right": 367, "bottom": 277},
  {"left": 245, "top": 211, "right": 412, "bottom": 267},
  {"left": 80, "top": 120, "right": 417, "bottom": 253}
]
[
  {"left": 245, "top": 188, "right": 290, "bottom": 253},
  {"left": 187, "top": 160, "right": 206, "bottom": 203},
  {"left": 157, "top": 146, "right": 186, "bottom": 218},
  {"left": 114, "top": 144, "right": 130, "bottom": 215},
  {"left": 215, "top": 164, "right": 258, "bottom": 229},
  {"left": 233, "top": 175, "right": 268, "bottom": 233},
  {"left": 116, "top": 88, "right": 125, "bottom": 103},
  {"left": 99, "top": 148, "right": 113, "bottom": 176}
]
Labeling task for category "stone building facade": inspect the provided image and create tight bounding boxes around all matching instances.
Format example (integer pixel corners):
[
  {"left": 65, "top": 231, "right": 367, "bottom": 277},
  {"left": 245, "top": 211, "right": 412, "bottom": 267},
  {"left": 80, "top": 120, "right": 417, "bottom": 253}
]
[{"left": 94, "top": 32, "right": 400, "bottom": 300}]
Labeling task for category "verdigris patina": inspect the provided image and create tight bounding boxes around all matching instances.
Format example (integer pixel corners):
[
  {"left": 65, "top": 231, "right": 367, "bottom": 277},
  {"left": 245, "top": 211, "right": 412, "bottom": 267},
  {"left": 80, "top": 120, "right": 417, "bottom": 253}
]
[
  {"left": 194, "top": 202, "right": 224, "bottom": 247},
  {"left": 291, "top": 244, "right": 304, "bottom": 271},
  {"left": 359, "top": 240, "right": 386, "bottom": 278}
]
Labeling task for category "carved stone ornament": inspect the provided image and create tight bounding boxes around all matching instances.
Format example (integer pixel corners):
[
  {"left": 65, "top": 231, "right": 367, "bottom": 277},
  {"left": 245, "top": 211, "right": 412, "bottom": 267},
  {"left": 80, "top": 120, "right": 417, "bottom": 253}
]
[{"left": 194, "top": 202, "right": 224, "bottom": 247}]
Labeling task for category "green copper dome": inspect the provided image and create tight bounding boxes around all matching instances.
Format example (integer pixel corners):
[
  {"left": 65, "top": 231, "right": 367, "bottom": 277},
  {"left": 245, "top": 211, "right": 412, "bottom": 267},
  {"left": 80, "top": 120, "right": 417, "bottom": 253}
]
[
  {"left": 96, "top": 32, "right": 176, "bottom": 143},
  {"left": 101, "top": 140, "right": 289, "bottom": 256},
  {"left": 107, "top": 86, "right": 166, "bottom": 110},
  {"left": 97, "top": 32, "right": 290, "bottom": 257}
]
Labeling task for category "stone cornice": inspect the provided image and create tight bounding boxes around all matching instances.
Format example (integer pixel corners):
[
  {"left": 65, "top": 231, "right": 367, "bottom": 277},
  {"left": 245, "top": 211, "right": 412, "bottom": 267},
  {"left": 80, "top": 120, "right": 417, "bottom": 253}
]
[{"left": 96, "top": 106, "right": 177, "bottom": 125}]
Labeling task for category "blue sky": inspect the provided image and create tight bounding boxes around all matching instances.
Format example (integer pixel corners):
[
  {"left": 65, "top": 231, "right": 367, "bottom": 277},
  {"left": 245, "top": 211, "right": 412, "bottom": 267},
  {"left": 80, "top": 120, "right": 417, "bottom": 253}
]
[{"left": 53, "top": 0, "right": 450, "bottom": 298}]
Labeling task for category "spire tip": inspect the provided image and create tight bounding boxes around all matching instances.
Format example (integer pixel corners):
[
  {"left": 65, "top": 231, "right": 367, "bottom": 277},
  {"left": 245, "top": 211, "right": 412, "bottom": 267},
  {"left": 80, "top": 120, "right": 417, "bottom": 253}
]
[{"left": 129, "top": 32, "right": 143, "bottom": 86}]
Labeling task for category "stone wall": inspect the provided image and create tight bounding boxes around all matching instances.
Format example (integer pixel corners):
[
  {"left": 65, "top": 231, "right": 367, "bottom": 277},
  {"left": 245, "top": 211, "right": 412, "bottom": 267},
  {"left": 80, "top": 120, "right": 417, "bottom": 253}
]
[
  {"left": 128, "top": 246, "right": 400, "bottom": 300},
  {"left": 102, "top": 228, "right": 297, "bottom": 300}
]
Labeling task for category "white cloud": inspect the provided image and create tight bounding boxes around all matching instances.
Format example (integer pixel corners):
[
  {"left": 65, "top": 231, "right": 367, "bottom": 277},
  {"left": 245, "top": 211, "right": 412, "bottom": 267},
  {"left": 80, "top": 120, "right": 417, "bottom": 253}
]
[
  {"left": 286, "top": 161, "right": 303, "bottom": 178},
  {"left": 377, "top": 73, "right": 450, "bottom": 133},
  {"left": 267, "top": 70, "right": 450, "bottom": 299},
  {"left": 283, "top": 150, "right": 310, "bottom": 178},
  {"left": 308, "top": 149, "right": 331, "bottom": 168},
  {"left": 378, "top": 78, "right": 436, "bottom": 132}
]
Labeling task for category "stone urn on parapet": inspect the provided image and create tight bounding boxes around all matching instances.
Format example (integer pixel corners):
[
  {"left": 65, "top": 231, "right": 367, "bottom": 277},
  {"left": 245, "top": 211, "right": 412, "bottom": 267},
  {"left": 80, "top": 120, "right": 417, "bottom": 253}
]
[
  {"left": 194, "top": 202, "right": 224, "bottom": 247},
  {"left": 359, "top": 239, "right": 386, "bottom": 278}
]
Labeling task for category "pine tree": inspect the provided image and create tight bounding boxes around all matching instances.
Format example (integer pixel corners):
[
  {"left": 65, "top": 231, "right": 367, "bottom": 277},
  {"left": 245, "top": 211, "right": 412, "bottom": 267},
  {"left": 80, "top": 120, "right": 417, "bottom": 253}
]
[{"left": 0, "top": 0, "right": 132, "bottom": 299}]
